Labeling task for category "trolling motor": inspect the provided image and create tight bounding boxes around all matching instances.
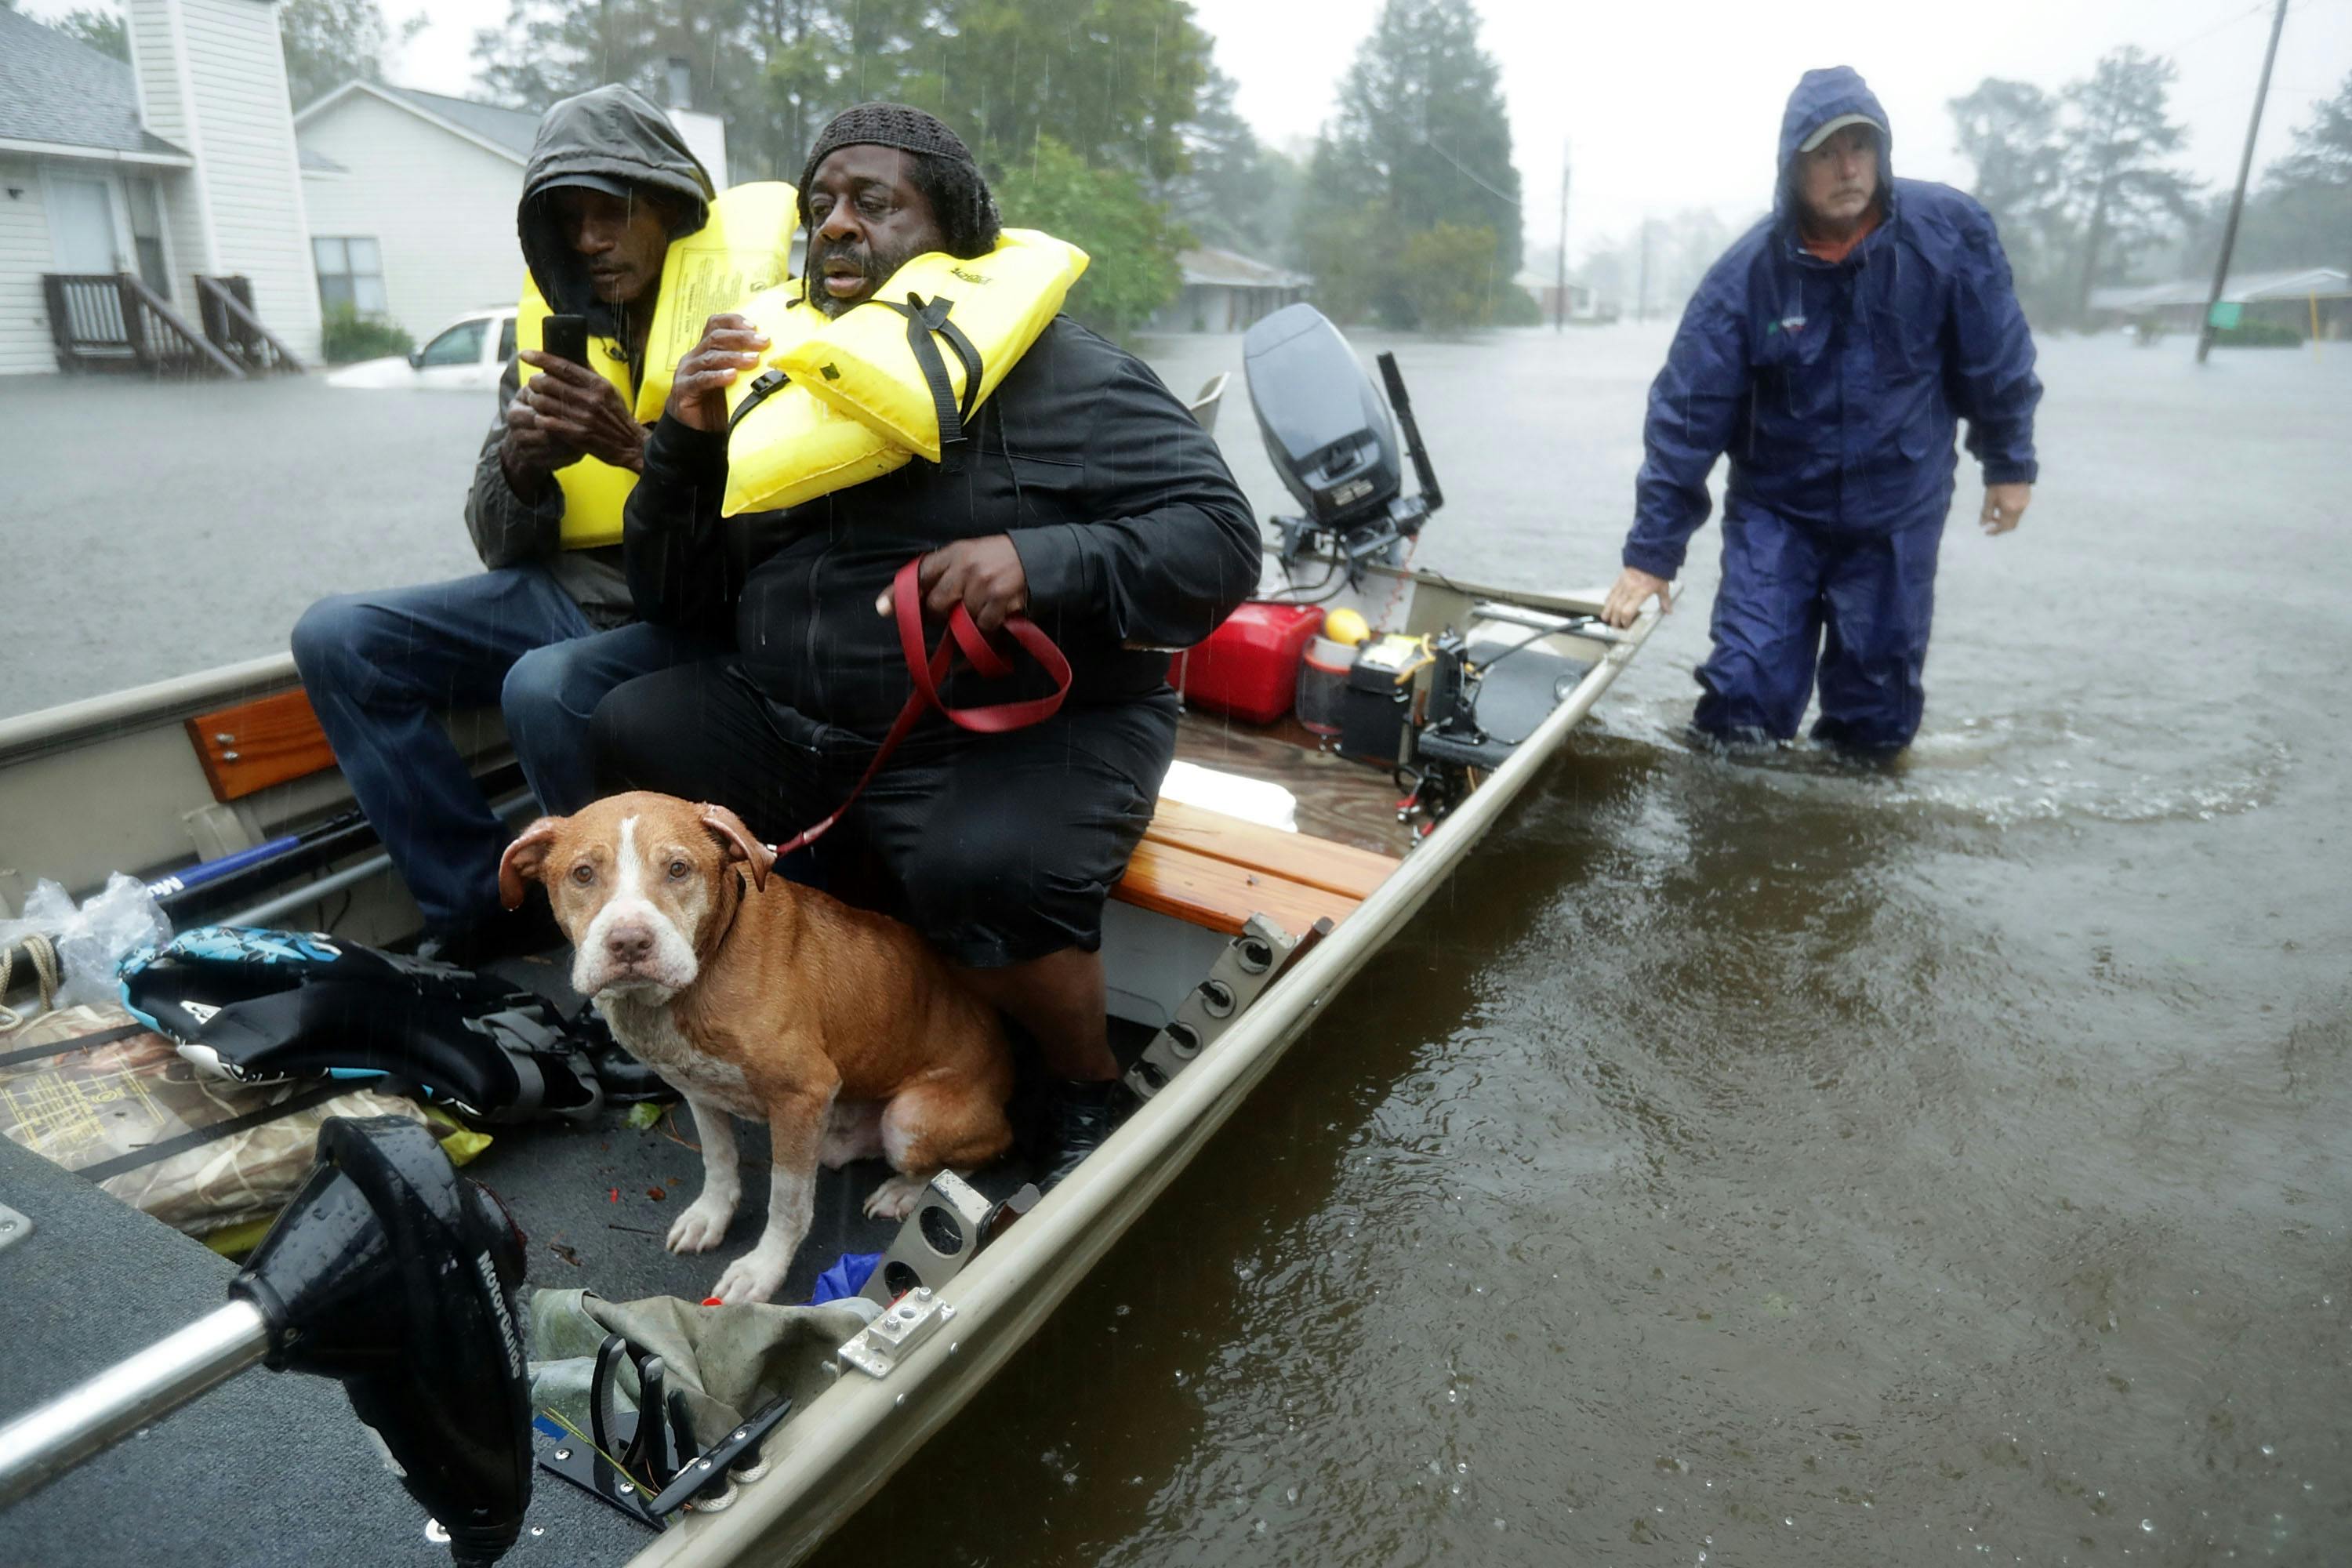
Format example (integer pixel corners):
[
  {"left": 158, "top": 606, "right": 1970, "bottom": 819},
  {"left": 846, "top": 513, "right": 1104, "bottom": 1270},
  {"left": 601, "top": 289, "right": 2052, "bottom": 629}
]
[
  {"left": 1243, "top": 303, "right": 1445, "bottom": 580},
  {"left": 0, "top": 1116, "right": 533, "bottom": 1566}
]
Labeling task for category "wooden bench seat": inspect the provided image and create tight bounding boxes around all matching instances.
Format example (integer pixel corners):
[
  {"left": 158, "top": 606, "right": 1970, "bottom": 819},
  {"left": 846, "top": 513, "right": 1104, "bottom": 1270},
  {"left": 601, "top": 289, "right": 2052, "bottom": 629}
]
[
  {"left": 1110, "top": 798, "right": 1399, "bottom": 938},
  {"left": 183, "top": 682, "right": 1399, "bottom": 938},
  {"left": 185, "top": 688, "right": 336, "bottom": 803}
]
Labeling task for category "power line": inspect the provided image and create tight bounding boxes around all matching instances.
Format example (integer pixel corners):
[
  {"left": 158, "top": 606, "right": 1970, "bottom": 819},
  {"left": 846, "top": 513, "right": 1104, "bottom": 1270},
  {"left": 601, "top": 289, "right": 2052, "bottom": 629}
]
[
  {"left": 2166, "top": 0, "right": 2274, "bottom": 52},
  {"left": 1417, "top": 133, "right": 1521, "bottom": 207}
]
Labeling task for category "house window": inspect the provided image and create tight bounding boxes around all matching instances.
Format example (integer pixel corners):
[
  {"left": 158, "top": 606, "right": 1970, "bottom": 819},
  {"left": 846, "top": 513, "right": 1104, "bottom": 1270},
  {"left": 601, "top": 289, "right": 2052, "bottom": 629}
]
[
  {"left": 126, "top": 178, "right": 170, "bottom": 297},
  {"left": 313, "top": 237, "right": 387, "bottom": 314}
]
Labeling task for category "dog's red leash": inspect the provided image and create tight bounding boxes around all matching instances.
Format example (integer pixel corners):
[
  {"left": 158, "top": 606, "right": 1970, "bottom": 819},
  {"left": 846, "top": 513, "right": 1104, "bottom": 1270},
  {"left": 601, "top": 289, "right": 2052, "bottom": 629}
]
[{"left": 768, "top": 555, "right": 1073, "bottom": 858}]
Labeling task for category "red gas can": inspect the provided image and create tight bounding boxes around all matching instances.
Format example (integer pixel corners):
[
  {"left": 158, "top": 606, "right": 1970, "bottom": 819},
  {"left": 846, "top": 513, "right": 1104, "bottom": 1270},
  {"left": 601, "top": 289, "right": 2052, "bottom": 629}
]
[{"left": 1170, "top": 601, "right": 1326, "bottom": 725}]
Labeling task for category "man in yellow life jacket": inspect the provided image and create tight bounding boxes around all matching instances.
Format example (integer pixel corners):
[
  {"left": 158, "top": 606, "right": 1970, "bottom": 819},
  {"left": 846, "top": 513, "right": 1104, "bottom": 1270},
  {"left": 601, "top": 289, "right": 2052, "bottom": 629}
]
[
  {"left": 590, "top": 103, "right": 1262, "bottom": 1203},
  {"left": 292, "top": 85, "right": 735, "bottom": 962}
]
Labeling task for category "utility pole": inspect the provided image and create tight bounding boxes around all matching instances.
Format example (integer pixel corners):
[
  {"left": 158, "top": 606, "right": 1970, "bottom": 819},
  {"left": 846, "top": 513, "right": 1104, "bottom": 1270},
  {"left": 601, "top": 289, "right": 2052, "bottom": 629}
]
[
  {"left": 2198, "top": 0, "right": 2290, "bottom": 364},
  {"left": 1554, "top": 140, "right": 1571, "bottom": 332}
]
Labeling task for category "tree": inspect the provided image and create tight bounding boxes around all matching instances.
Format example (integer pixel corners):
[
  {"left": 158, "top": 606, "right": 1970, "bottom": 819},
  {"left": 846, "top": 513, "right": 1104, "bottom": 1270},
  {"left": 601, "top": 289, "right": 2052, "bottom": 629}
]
[
  {"left": 53, "top": 5, "right": 127, "bottom": 59},
  {"left": 1163, "top": 67, "right": 1300, "bottom": 260},
  {"left": 1328, "top": 0, "right": 1520, "bottom": 267},
  {"left": 2267, "top": 69, "right": 2352, "bottom": 189},
  {"left": 471, "top": 0, "right": 807, "bottom": 180},
  {"left": 471, "top": 0, "right": 1214, "bottom": 188},
  {"left": 990, "top": 135, "right": 1181, "bottom": 334},
  {"left": 1293, "top": 128, "right": 1389, "bottom": 324},
  {"left": 889, "top": 0, "right": 1210, "bottom": 178},
  {"left": 1948, "top": 77, "right": 2072, "bottom": 322},
  {"left": 1294, "top": 0, "right": 1523, "bottom": 328},
  {"left": 2061, "top": 47, "right": 2198, "bottom": 320},
  {"left": 2258, "top": 71, "right": 2352, "bottom": 274},
  {"left": 280, "top": 0, "right": 425, "bottom": 109}
]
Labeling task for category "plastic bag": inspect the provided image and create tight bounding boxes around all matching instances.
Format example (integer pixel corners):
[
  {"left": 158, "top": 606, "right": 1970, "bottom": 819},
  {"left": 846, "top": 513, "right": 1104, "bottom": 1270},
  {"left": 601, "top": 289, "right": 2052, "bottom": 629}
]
[{"left": 0, "top": 874, "right": 172, "bottom": 1014}]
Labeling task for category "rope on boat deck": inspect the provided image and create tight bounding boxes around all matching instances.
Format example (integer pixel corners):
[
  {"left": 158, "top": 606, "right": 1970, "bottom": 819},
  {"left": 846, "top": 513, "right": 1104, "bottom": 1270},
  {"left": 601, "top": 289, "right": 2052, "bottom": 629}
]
[{"left": 0, "top": 933, "right": 60, "bottom": 1033}]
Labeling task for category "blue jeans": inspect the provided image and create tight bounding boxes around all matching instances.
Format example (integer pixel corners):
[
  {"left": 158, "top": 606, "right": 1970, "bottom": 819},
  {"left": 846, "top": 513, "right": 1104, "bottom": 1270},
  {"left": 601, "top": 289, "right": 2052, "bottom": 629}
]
[
  {"left": 290, "top": 566, "right": 706, "bottom": 935},
  {"left": 1693, "top": 506, "right": 1944, "bottom": 753}
]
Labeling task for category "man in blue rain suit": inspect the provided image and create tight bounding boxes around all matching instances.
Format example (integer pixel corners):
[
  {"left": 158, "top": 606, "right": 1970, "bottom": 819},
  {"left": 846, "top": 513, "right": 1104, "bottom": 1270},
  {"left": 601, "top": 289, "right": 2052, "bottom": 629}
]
[{"left": 1600, "top": 66, "right": 2042, "bottom": 754}]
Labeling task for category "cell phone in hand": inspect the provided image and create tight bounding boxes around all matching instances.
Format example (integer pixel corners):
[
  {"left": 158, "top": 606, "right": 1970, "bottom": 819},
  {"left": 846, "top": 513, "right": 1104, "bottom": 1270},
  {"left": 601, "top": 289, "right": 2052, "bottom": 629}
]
[{"left": 541, "top": 314, "right": 589, "bottom": 367}]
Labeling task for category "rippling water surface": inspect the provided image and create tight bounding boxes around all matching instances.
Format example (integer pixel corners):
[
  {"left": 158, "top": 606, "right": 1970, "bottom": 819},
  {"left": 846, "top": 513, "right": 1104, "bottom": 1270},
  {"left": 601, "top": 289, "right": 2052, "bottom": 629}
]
[
  {"left": 811, "top": 326, "right": 2352, "bottom": 1566},
  {"left": 5, "top": 324, "right": 2346, "bottom": 1565}
]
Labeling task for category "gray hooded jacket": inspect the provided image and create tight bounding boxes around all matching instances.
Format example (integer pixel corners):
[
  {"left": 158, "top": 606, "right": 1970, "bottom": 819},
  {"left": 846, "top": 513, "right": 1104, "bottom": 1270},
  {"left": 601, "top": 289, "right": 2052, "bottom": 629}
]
[{"left": 462, "top": 85, "right": 714, "bottom": 626}]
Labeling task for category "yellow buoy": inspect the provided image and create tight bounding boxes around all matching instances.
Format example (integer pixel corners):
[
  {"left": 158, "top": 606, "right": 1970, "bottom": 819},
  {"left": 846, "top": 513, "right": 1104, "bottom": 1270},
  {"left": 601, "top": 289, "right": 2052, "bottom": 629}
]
[{"left": 1323, "top": 607, "right": 1372, "bottom": 647}]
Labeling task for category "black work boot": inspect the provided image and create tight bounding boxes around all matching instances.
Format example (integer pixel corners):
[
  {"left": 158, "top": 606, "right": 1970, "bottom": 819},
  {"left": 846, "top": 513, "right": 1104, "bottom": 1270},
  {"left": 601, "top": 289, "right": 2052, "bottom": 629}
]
[
  {"left": 1038, "top": 1077, "right": 1130, "bottom": 1192},
  {"left": 417, "top": 899, "right": 564, "bottom": 968}
]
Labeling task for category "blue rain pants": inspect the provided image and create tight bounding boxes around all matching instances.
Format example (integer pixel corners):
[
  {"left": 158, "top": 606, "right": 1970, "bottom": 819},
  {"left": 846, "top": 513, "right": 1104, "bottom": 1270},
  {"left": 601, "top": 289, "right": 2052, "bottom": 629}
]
[{"left": 1693, "top": 505, "right": 1941, "bottom": 753}]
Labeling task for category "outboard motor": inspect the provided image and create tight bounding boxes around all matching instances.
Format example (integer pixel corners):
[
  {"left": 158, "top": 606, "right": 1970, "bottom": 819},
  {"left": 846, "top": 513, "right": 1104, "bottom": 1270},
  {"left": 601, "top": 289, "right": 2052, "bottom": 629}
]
[
  {"left": 0, "top": 1116, "right": 533, "bottom": 1566},
  {"left": 1243, "top": 303, "right": 1443, "bottom": 572}
]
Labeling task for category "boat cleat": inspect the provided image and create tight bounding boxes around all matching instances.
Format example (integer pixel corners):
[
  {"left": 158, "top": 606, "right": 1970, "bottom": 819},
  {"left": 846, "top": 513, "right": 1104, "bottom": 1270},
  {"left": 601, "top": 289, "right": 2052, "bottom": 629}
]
[{"left": 838, "top": 1287, "right": 952, "bottom": 1379}]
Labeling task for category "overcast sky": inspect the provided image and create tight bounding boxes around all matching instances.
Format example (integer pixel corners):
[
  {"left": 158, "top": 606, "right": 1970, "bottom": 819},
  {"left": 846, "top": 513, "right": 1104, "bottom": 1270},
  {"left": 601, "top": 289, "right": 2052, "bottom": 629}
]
[
  {"left": 1190, "top": 0, "right": 2351, "bottom": 251},
  {"left": 42, "top": 0, "right": 2350, "bottom": 264}
]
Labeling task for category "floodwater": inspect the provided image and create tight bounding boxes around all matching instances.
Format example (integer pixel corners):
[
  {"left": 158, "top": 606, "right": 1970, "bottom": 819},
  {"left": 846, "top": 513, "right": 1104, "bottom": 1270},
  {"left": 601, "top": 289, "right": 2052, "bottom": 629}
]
[
  {"left": 814, "top": 327, "right": 2352, "bottom": 1567},
  {"left": 6, "top": 325, "right": 2350, "bottom": 1565}
]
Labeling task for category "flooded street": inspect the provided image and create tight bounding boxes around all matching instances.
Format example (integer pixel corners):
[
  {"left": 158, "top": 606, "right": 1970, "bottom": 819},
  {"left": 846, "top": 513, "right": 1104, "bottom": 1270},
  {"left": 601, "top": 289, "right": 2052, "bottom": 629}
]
[
  {"left": 5, "top": 325, "right": 2349, "bottom": 1564},
  {"left": 820, "top": 327, "right": 2352, "bottom": 1566}
]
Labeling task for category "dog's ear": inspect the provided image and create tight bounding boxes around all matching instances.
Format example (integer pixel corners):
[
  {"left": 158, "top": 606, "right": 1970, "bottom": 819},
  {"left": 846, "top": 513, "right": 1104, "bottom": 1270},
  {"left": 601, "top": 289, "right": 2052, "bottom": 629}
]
[
  {"left": 699, "top": 804, "right": 775, "bottom": 893},
  {"left": 497, "top": 816, "right": 564, "bottom": 910}
]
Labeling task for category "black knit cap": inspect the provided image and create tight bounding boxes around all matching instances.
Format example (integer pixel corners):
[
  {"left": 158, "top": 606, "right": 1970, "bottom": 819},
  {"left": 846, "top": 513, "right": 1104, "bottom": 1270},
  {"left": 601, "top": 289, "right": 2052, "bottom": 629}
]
[{"left": 796, "top": 102, "right": 979, "bottom": 219}]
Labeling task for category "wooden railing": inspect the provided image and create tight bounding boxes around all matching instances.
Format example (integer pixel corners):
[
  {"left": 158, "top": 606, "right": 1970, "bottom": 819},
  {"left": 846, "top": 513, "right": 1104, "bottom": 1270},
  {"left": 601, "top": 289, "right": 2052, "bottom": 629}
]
[
  {"left": 42, "top": 273, "right": 245, "bottom": 378},
  {"left": 197, "top": 274, "right": 303, "bottom": 374}
]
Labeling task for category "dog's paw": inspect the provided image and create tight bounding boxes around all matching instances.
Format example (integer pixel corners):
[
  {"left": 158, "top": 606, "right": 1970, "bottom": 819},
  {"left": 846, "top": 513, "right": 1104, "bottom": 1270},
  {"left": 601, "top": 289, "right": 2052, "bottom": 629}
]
[
  {"left": 666, "top": 1196, "right": 735, "bottom": 1254},
  {"left": 862, "top": 1172, "right": 930, "bottom": 1221},
  {"left": 710, "top": 1250, "right": 788, "bottom": 1305}
]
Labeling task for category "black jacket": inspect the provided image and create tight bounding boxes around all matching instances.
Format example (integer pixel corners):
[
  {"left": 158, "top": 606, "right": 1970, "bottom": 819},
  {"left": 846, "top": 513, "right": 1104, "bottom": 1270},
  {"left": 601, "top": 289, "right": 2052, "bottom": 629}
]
[
  {"left": 463, "top": 85, "right": 715, "bottom": 626},
  {"left": 623, "top": 317, "right": 1262, "bottom": 737}
]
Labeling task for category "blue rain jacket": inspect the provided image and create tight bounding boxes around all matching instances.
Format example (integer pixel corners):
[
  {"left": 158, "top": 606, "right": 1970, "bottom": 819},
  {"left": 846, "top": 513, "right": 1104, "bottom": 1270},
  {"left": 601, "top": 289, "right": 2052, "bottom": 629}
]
[{"left": 1623, "top": 67, "right": 2042, "bottom": 580}]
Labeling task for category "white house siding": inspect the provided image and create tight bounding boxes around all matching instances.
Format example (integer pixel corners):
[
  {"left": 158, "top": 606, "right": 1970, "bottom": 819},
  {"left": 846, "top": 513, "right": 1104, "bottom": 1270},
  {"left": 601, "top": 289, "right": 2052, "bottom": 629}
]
[
  {"left": 173, "top": 0, "right": 321, "bottom": 360},
  {"left": 124, "top": 0, "right": 213, "bottom": 310},
  {"left": 297, "top": 93, "right": 526, "bottom": 343},
  {"left": 0, "top": 158, "right": 63, "bottom": 374}
]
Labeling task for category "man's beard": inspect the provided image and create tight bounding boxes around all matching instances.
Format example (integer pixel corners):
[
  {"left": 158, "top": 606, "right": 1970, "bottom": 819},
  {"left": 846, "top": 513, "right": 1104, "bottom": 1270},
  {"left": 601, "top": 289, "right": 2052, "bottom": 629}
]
[{"left": 809, "top": 237, "right": 924, "bottom": 318}]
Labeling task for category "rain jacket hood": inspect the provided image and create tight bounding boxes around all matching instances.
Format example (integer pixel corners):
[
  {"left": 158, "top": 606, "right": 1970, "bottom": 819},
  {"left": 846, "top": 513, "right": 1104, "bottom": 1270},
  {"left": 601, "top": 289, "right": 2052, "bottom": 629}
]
[
  {"left": 1775, "top": 66, "right": 1893, "bottom": 223},
  {"left": 517, "top": 85, "right": 714, "bottom": 334}
]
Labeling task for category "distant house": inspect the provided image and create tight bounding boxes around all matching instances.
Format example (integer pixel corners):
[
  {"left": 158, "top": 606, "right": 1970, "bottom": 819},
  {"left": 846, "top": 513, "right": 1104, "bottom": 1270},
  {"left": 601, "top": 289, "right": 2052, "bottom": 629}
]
[
  {"left": 0, "top": 0, "right": 321, "bottom": 375},
  {"left": 294, "top": 78, "right": 731, "bottom": 347},
  {"left": 1147, "top": 246, "right": 1312, "bottom": 334},
  {"left": 2088, "top": 267, "right": 2350, "bottom": 339},
  {"left": 1513, "top": 270, "right": 1617, "bottom": 325}
]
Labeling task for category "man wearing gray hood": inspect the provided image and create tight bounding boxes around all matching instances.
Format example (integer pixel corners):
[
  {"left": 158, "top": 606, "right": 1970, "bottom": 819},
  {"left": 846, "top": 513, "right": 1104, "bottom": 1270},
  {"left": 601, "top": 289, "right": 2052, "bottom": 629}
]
[{"left": 294, "top": 85, "right": 722, "bottom": 961}]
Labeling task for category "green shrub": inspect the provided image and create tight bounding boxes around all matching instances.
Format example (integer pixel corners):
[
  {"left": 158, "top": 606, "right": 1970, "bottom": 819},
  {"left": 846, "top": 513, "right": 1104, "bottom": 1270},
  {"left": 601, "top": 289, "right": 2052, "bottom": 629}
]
[
  {"left": 1493, "top": 278, "right": 1545, "bottom": 327},
  {"left": 1396, "top": 223, "right": 1518, "bottom": 332},
  {"left": 321, "top": 303, "right": 413, "bottom": 364},
  {"left": 1301, "top": 214, "right": 1539, "bottom": 332},
  {"left": 2206, "top": 318, "right": 2303, "bottom": 348}
]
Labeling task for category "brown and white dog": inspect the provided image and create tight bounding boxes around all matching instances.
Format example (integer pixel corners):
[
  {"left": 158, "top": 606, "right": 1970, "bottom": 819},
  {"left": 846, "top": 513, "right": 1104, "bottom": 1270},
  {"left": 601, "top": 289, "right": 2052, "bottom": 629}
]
[{"left": 497, "top": 790, "right": 1014, "bottom": 1304}]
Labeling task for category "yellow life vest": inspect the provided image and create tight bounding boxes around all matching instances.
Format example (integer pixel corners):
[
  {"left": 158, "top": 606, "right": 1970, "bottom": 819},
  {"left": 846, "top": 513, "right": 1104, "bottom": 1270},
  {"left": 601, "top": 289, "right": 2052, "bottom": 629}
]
[
  {"left": 721, "top": 228, "right": 1090, "bottom": 517},
  {"left": 719, "top": 289, "right": 910, "bottom": 518},
  {"left": 516, "top": 181, "right": 798, "bottom": 549}
]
